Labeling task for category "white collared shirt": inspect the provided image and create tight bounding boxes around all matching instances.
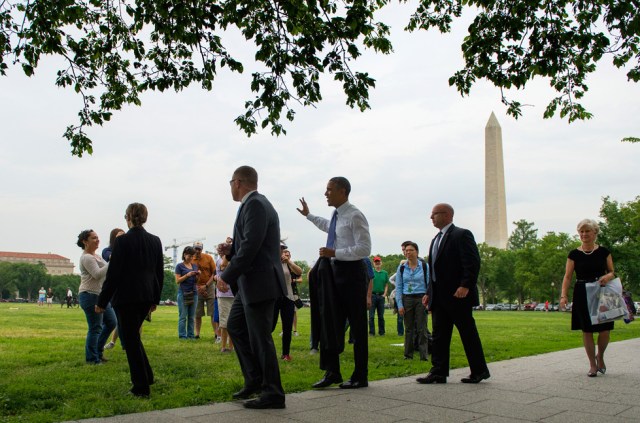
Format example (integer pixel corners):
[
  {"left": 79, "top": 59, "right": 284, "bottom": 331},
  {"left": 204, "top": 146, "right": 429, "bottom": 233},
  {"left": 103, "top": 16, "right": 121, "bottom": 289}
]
[{"left": 307, "top": 201, "right": 371, "bottom": 261}]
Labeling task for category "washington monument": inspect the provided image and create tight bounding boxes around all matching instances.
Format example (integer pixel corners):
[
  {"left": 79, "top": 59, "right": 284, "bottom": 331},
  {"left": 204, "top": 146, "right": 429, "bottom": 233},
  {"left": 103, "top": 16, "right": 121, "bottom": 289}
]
[{"left": 485, "top": 112, "right": 508, "bottom": 249}]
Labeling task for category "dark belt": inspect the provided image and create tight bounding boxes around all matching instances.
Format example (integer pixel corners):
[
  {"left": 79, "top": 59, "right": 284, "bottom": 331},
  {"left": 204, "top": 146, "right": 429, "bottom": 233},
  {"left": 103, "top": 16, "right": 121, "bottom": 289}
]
[
  {"left": 403, "top": 293, "right": 425, "bottom": 298},
  {"left": 373, "top": 292, "right": 384, "bottom": 295}
]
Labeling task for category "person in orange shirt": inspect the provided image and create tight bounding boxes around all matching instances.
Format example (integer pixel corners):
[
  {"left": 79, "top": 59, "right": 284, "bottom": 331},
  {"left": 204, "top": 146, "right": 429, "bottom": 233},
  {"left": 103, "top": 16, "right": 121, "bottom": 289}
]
[{"left": 192, "top": 242, "right": 217, "bottom": 340}]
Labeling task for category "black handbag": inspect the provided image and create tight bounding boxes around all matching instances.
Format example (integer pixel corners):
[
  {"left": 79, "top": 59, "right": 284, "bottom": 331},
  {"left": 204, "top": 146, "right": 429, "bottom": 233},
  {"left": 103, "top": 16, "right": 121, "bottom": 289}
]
[{"left": 183, "top": 290, "right": 195, "bottom": 306}]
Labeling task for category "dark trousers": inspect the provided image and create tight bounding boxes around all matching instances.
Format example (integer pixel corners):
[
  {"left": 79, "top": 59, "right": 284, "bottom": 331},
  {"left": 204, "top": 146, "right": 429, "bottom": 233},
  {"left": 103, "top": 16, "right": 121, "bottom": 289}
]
[
  {"left": 115, "top": 304, "right": 154, "bottom": 395},
  {"left": 430, "top": 300, "right": 488, "bottom": 377},
  {"left": 272, "top": 297, "right": 295, "bottom": 355},
  {"left": 402, "top": 294, "right": 428, "bottom": 360},
  {"left": 369, "top": 294, "right": 386, "bottom": 335},
  {"left": 227, "top": 295, "right": 284, "bottom": 401},
  {"left": 320, "top": 260, "right": 368, "bottom": 382}
]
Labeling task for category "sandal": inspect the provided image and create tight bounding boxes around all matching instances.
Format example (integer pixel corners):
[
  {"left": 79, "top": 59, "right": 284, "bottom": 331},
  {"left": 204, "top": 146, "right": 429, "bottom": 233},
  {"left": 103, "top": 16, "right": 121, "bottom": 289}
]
[{"left": 587, "top": 371, "right": 598, "bottom": 377}]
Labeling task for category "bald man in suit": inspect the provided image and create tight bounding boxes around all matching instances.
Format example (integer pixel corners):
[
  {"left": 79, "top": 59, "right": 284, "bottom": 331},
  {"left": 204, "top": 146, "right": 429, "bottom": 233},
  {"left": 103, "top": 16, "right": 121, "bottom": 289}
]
[{"left": 417, "top": 203, "right": 490, "bottom": 385}]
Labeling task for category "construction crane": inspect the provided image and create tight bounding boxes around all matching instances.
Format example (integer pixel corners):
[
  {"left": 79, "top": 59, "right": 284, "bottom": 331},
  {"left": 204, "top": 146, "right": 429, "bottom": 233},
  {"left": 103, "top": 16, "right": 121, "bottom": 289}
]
[{"left": 164, "top": 237, "right": 206, "bottom": 268}]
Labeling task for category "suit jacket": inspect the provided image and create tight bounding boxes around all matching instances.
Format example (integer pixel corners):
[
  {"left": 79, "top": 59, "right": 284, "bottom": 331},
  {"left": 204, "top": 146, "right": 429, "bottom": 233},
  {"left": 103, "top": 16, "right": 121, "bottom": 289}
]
[
  {"left": 427, "top": 224, "right": 480, "bottom": 309},
  {"left": 97, "top": 226, "right": 164, "bottom": 309},
  {"left": 221, "top": 192, "right": 286, "bottom": 305}
]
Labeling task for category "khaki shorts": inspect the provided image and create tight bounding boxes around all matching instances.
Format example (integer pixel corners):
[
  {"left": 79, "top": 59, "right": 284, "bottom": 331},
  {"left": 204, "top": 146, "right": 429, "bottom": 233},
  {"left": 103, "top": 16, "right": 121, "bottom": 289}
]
[
  {"left": 217, "top": 297, "right": 234, "bottom": 329},
  {"left": 195, "top": 284, "right": 215, "bottom": 318}
]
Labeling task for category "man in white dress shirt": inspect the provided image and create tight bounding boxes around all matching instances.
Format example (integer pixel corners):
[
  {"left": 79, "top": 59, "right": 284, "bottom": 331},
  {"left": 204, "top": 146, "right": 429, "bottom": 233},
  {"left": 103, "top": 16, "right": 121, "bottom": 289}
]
[{"left": 298, "top": 176, "right": 372, "bottom": 389}]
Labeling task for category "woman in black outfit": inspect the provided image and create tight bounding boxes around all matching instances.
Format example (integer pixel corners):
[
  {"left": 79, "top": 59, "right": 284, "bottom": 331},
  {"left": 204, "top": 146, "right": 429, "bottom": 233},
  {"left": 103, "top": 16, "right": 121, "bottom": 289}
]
[{"left": 561, "top": 219, "right": 615, "bottom": 377}]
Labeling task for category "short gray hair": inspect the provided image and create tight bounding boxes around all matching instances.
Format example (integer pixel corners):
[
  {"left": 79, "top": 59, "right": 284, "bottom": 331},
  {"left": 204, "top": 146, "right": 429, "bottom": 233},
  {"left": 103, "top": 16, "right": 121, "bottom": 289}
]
[{"left": 577, "top": 219, "right": 600, "bottom": 234}]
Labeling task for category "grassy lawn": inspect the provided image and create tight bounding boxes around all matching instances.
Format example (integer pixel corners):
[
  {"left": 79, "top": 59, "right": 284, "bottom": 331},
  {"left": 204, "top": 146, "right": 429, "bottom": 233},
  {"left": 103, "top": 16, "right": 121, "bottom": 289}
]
[{"left": 1, "top": 303, "right": 639, "bottom": 422}]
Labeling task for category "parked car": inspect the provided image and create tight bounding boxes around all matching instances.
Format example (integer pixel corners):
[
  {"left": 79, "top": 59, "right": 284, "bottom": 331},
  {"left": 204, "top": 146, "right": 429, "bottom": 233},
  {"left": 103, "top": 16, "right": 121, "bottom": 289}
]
[
  {"left": 524, "top": 302, "right": 537, "bottom": 311},
  {"left": 635, "top": 302, "right": 640, "bottom": 315},
  {"left": 473, "top": 304, "right": 484, "bottom": 311},
  {"left": 534, "top": 303, "right": 547, "bottom": 311},
  {"left": 485, "top": 304, "right": 497, "bottom": 311}
]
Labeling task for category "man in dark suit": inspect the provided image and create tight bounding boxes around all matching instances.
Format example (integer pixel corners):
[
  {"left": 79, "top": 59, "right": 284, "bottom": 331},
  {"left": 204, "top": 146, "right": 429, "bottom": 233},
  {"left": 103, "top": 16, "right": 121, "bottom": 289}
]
[
  {"left": 216, "top": 166, "right": 287, "bottom": 409},
  {"left": 96, "top": 202, "right": 164, "bottom": 397},
  {"left": 417, "top": 203, "right": 490, "bottom": 384}
]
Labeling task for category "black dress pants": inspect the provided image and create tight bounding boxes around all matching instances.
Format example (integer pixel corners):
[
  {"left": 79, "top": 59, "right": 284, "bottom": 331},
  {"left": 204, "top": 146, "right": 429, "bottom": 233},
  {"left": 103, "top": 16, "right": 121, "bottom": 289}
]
[
  {"left": 115, "top": 303, "right": 154, "bottom": 395},
  {"left": 430, "top": 299, "right": 488, "bottom": 377},
  {"left": 227, "top": 295, "right": 285, "bottom": 402},
  {"left": 320, "top": 260, "right": 369, "bottom": 382}
]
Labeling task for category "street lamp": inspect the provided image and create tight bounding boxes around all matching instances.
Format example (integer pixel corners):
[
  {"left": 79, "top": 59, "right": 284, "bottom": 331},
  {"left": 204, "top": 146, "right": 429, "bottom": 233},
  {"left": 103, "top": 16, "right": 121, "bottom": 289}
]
[{"left": 550, "top": 282, "right": 555, "bottom": 311}]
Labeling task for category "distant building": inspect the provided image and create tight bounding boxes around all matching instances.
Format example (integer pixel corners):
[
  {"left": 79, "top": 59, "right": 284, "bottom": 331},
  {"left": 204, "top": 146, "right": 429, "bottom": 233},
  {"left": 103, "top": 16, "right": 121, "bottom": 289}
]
[{"left": 0, "top": 251, "right": 75, "bottom": 275}]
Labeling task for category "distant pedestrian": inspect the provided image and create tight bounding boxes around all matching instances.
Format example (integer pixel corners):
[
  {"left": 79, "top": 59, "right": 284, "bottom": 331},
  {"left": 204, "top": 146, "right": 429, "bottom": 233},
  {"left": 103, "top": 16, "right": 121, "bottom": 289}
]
[
  {"left": 77, "top": 229, "right": 117, "bottom": 365},
  {"left": 66, "top": 288, "right": 73, "bottom": 308},
  {"left": 192, "top": 242, "right": 216, "bottom": 340},
  {"left": 38, "top": 287, "right": 46, "bottom": 306},
  {"left": 46, "top": 288, "right": 54, "bottom": 307},
  {"left": 273, "top": 244, "right": 303, "bottom": 362},
  {"left": 369, "top": 256, "right": 390, "bottom": 336},
  {"left": 175, "top": 246, "right": 199, "bottom": 339},
  {"left": 396, "top": 242, "right": 429, "bottom": 361},
  {"left": 102, "top": 228, "right": 125, "bottom": 350}
]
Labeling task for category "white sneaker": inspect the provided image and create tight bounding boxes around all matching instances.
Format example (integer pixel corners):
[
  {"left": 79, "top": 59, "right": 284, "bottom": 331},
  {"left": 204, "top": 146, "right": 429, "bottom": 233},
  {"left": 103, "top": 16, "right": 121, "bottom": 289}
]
[
  {"left": 215, "top": 337, "right": 221, "bottom": 343},
  {"left": 309, "top": 348, "right": 319, "bottom": 355},
  {"left": 294, "top": 331, "right": 299, "bottom": 337},
  {"left": 279, "top": 332, "right": 283, "bottom": 337},
  {"left": 104, "top": 341, "right": 115, "bottom": 350}
]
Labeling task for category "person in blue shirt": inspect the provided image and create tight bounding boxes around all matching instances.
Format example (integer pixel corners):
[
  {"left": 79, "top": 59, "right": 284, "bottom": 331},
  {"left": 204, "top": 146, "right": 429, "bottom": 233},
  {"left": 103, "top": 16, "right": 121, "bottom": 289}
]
[
  {"left": 175, "top": 246, "right": 200, "bottom": 339},
  {"left": 395, "top": 242, "right": 429, "bottom": 361}
]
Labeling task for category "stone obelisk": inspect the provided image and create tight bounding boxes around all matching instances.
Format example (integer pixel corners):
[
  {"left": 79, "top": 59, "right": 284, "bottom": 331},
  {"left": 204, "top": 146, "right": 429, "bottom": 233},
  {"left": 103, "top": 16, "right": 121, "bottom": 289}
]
[{"left": 485, "top": 112, "right": 508, "bottom": 249}]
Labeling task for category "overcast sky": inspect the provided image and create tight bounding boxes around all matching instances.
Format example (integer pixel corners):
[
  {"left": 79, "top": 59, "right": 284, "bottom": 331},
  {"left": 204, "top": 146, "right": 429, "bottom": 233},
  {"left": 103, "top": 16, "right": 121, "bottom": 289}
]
[{"left": 1, "top": 7, "right": 638, "bottom": 271}]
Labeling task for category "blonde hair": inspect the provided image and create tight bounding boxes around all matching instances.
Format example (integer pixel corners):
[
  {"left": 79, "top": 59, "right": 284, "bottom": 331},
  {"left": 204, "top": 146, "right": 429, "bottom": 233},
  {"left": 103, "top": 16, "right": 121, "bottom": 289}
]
[{"left": 577, "top": 219, "right": 600, "bottom": 235}]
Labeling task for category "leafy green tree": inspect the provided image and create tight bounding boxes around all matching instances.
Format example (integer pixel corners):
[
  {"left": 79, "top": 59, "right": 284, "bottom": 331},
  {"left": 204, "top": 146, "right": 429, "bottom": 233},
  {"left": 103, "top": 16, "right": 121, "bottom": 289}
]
[
  {"left": 508, "top": 219, "right": 539, "bottom": 250},
  {"left": 532, "top": 231, "right": 578, "bottom": 302},
  {"left": 161, "top": 269, "right": 178, "bottom": 301},
  {"left": 0, "top": 262, "right": 18, "bottom": 299},
  {"left": 49, "top": 274, "right": 82, "bottom": 301},
  {"left": 599, "top": 196, "right": 640, "bottom": 291},
  {"left": 293, "top": 260, "right": 311, "bottom": 298},
  {"left": 505, "top": 220, "right": 540, "bottom": 303},
  {"left": 1, "top": 0, "right": 391, "bottom": 155},
  {"left": 477, "top": 243, "right": 500, "bottom": 305},
  {"left": 163, "top": 255, "right": 174, "bottom": 271},
  {"left": 409, "top": 0, "right": 640, "bottom": 123},
  {"left": 2, "top": 0, "right": 637, "bottom": 156}
]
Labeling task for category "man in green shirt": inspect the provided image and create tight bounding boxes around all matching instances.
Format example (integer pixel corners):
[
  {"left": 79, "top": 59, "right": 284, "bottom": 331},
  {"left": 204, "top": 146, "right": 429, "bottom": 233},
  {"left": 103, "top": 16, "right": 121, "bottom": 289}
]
[{"left": 369, "top": 257, "right": 390, "bottom": 336}]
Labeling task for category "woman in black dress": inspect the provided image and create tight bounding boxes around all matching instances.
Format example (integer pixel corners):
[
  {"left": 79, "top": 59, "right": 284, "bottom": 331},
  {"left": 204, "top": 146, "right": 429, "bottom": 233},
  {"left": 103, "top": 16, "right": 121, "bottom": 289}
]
[{"left": 560, "top": 219, "right": 615, "bottom": 377}]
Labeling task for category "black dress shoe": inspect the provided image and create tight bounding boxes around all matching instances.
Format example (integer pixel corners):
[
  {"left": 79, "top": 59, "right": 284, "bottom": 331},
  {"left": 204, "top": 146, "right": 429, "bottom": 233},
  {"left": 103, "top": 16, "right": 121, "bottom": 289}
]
[
  {"left": 416, "top": 373, "right": 447, "bottom": 384},
  {"left": 128, "top": 389, "right": 150, "bottom": 398},
  {"left": 461, "top": 370, "right": 490, "bottom": 384},
  {"left": 312, "top": 372, "right": 343, "bottom": 388},
  {"left": 232, "top": 385, "right": 261, "bottom": 400},
  {"left": 339, "top": 379, "right": 368, "bottom": 389},
  {"left": 243, "top": 397, "right": 285, "bottom": 409}
]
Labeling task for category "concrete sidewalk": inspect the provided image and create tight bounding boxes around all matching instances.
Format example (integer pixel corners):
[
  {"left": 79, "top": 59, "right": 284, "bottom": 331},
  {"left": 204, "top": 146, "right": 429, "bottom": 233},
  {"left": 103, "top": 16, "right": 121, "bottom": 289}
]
[{"left": 72, "top": 338, "right": 640, "bottom": 422}]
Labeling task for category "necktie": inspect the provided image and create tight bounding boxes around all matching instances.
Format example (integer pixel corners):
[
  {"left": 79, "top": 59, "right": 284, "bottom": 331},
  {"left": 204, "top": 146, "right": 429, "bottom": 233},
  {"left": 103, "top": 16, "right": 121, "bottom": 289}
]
[
  {"left": 430, "top": 231, "right": 443, "bottom": 281},
  {"left": 431, "top": 231, "right": 443, "bottom": 261},
  {"left": 326, "top": 210, "right": 338, "bottom": 248}
]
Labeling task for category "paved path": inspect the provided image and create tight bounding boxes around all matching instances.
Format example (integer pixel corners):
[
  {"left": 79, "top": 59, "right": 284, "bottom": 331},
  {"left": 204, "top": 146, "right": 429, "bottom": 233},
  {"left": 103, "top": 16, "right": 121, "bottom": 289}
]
[{"left": 72, "top": 338, "right": 640, "bottom": 422}]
